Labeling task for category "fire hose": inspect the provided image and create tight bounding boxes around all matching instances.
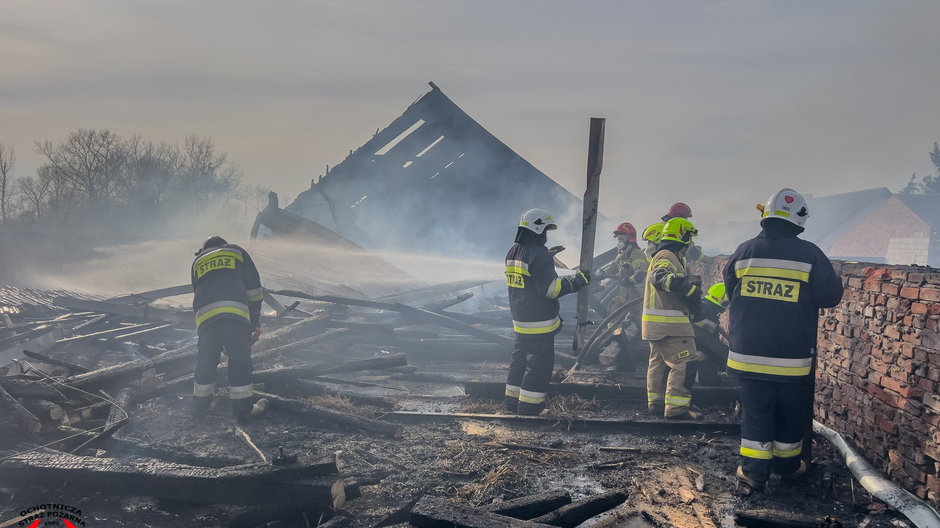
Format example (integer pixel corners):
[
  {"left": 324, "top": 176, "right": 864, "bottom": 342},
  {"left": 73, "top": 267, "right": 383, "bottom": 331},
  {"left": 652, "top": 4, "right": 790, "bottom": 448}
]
[
  {"left": 813, "top": 420, "right": 940, "bottom": 528},
  {"left": 576, "top": 298, "right": 642, "bottom": 364}
]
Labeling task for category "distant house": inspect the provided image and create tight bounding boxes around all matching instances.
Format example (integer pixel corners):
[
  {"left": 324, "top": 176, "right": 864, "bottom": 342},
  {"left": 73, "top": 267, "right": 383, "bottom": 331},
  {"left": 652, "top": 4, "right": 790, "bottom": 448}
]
[{"left": 800, "top": 188, "right": 940, "bottom": 266}]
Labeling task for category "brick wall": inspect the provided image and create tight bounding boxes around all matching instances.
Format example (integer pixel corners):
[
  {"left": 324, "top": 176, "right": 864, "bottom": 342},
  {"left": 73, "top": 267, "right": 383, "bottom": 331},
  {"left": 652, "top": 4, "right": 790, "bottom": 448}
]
[{"left": 689, "top": 256, "right": 940, "bottom": 505}]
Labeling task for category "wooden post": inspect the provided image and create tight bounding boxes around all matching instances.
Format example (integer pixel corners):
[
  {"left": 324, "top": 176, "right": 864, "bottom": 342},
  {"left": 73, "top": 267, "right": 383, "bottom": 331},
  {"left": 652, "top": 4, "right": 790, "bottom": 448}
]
[{"left": 573, "top": 117, "right": 605, "bottom": 353}]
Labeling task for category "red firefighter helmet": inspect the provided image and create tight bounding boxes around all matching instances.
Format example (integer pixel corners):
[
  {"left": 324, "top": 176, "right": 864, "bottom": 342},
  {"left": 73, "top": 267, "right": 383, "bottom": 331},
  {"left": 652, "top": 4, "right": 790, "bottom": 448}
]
[
  {"left": 665, "top": 202, "right": 693, "bottom": 219},
  {"left": 613, "top": 222, "right": 637, "bottom": 243}
]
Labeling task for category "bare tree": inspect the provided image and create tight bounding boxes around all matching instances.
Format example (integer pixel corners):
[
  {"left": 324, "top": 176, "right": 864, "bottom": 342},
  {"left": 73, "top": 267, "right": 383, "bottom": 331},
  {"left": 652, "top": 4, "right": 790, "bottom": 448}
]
[
  {"left": 36, "top": 129, "right": 127, "bottom": 205},
  {"left": 177, "top": 134, "right": 239, "bottom": 202},
  {"left": 0, "top": 143, "right": 14, "bottom": 222},
  {"left": 18, "top": 172, "right": 51, "bottom": 220}
]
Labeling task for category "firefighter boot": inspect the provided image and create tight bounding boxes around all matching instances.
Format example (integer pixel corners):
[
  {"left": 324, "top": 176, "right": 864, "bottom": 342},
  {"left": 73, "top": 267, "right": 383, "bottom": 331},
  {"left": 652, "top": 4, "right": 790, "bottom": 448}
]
[
  {"left": 780, "top": 460, "right": 809, "bottom": 481},
  {"left": 232, "top": 398, "right": 253, "bottom": 424},
  {"left": 504, "top": 396, "right": 519, "bottom": 414},
  {"left": 517, "top": 401, "right": 547, "bottom": 416},
  {"left": 736, "top": 465, "right": 766, "bottom": 492}
]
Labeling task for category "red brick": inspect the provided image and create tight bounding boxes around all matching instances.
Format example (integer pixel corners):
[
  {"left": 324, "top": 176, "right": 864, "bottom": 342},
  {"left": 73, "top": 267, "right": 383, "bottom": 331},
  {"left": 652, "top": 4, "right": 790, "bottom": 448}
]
[
  {"left": 883, "top": 283, "right": 901, "bottom": 296},
  {"left": 913, "top": 302, "right": 929, "bottom": 315},
  {"left": 920, "top": 287, "right": 940, "bottom": 302},
  {"left": 879, "top": 419, "right": 898, "bottom": 435},
  {"left": 901, "top": 287, "right": 921, "bottom": 299},
  {"left": 928, "top": 474, "right": 940, "bottom": 494}
]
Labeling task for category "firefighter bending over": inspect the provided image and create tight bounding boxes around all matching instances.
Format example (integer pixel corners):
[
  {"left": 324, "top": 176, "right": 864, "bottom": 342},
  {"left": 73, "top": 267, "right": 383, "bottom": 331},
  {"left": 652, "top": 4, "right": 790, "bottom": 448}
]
[
  {"left": 505, "top": 209, "right": 590, "bottom": 415},
  {"left": 724, "top": 189, "right": 843, "bottom": 492},
  {"left": 191, "top": 235, "right": 263, "bottom": 422},
  {"left": 642, "top": 218, "right": 702, "bottom": 420}
]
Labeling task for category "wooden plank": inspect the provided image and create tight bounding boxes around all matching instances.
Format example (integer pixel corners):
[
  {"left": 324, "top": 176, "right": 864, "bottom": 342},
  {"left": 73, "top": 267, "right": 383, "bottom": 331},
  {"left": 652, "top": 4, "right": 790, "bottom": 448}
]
[
  {"left": 268, "top": 290, "right": 514, "bottom": 348},
  {"left": 22, "top": 349, "right": 90, "bottom": 373},
  {"left": 259, "top": 391, "right": 402, "bottom": 438},
  {"left": 1, "top": 450, "right": 344, "bottom": 506},
  {"left": 482, "top": 489, "right": 572, "bottom": 520},
  {"left": 386, "top": 411, "right": 740, "bottom": 434},
  {"left": 530, "top": 491, "right": 627, "bottom": 527},
  {"left": 464, "top": 381, "right": 739, "bottom": 407},
  {"left": 253, "top": 354, "right": 408, "bottom": 388},
  {"left": 106, "top": 284, "right": 193, "bottom": 303},
  {"left": 56, "top": 427, "right": 245, "bottom": 468},
  {"left": 411, "top": 495, "right": 555, "bottom": 528},
  {"left": 53, "top": 296, "right": 192, "bottom": 324}
]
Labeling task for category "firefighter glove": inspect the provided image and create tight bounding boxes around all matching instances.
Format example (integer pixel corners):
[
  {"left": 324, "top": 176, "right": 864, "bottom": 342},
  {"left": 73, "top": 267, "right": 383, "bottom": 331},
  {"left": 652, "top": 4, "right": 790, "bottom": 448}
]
[
  {"left": 251, "top": 327, "right": 262, "bottom": 343},
  {"left": 573, "top": 269, "right": 591, "bottom": 289}
]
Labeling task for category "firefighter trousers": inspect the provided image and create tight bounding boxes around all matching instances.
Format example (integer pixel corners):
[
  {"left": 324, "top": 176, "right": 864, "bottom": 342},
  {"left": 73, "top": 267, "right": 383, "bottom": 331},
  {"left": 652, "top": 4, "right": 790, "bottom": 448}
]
[
  {"left": 194, "top": 319, "right": 254, "bottom": 416},
  {"left": 738, "top": 377, "right": 812, "bottom": 483},
  {"left": 646, "top": 336, "right": 696, "bottom": 417},
  {"left": 505, "top": 334, "right": 554, "bottom": 415}
]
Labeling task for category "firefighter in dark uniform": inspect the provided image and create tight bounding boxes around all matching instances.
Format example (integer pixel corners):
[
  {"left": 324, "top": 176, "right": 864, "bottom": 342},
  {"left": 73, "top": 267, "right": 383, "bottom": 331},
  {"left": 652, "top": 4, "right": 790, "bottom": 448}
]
[
  {"left": 724, "top": 189, "right": 843, "bottom": 491},
  {"left": 191, "top": 236, "right": 264, "bottom": 421},
  {"left": 504, "top": 208, "right": 590, "bottom": 415}
]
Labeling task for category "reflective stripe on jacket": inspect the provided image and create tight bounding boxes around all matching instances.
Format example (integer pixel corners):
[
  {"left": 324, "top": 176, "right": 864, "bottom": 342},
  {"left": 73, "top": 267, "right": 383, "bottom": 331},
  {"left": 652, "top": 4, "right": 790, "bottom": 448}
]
[
  {"left": 191, "top": 243, "right": 263, "bottom": 329},
  {"left": 641, "top": 248, "right": 694, "bottom": 340},
  {"left": 506, "top": 241, "right": 575, "bottom": 338},
  {"left": 723, "top": 232, "right": 843, "bottom": 382}
]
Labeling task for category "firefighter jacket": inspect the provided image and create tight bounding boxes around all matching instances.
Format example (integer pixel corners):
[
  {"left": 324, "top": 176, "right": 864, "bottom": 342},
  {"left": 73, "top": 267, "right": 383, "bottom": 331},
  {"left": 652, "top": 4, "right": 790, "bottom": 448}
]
[
  {"left": 191, "top": 244, "right": 263, "bottom": 330},
  {"left": 722, "top": 228, "right": 843, "bottom": 382},
  {"left": 642, "top": 247, "right": 696, "bottom": 341},
  {"left": 598, "top": 244, "right": 648, "bottom": 295},
  {"left": 505, "top": 240, "right": 579, "bottom": 339}
]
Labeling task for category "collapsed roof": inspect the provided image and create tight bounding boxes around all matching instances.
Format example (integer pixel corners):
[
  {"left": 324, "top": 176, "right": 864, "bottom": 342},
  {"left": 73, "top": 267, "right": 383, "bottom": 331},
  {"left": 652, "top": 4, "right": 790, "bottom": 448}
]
[{"left": 287, "top": 82, "right": 598, "bottom": 260}]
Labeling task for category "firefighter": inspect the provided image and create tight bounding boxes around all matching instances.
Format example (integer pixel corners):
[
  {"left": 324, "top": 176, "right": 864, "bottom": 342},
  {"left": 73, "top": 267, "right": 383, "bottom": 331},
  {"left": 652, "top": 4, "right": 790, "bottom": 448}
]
[
  {"left": 191, "top": 236, "right": 263, "bottom": 422},
  {"left": 724, "top": 189, "right": 843, "bottom": 491},
  {"left": 660, "top": 202, "right": 693, "bottom": 222},
  {"left": 660, "top": 203, "right": 703, "bottom": 262},
  {"left": 642, "top": 222, "right": 665, "bottom": 260},
  {"left": 505, "top": 209, "right": 590, "bottom": 415},
  {"left": 642, "top": 217, "right": 702, "bottom": 419},
  {"left": 686, "top": 282, "right": 729, "bottom": 387},
  {"left": 596, "top": 222, "right": 648, "bottom": 370}
]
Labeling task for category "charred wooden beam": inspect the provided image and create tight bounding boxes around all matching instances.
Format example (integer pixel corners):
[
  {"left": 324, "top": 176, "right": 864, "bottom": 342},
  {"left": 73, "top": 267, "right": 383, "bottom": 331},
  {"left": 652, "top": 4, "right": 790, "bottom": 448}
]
[
  {"left": 0, "top": 450, "right": 344, "bottom": 506},
  {"left": 421, "top": 292, "right": 474, "bottom": 312},
  {"left": 106, "top": 284, "right": 193, "bottom": 304},
  {"left": 253, "top": 353, "right": 408, "bottom": 387},
  {"left": 410, "top": 495, "right": 555, "bottom": 527},
  {"left": 21, "top": 349, "right": 89, "bottom": 373},
  {"left": 53, "top": 296, "right": 193, "bottom": 324},
  {"left": 56, "top": 427, "right": 246, "bottom": 467},
  {"left": 482, "top": 489, "right": 572, "bottom": 520},
  {"left": 268, "top": 290, "right": 514, "bottom": 348},
  {"left": 19, "top": 399, "right": 67, "bottom": 426},
  {"left": 529, "top": 491, "right": 628, "bottom": 527},
  {"left": 734, "top": 510, "right": 843, "bottom": 528},
  {"left": 464, "top": 381, "right": 739, "bottom": 407},
  {"left": 271, "top": 379, "right": 396, "bottom": 409},
  {"left": 386, "top": 411, "right": 741, "bottom": 434},
  {"left": 1, "top": 377, "right": 69, "bottom": 403},
  {"left": 0, "top": 383, "right": 42, "bottom": 433},
  {"left": 258, "top": 391, "right": 402, "bottom": 438}
]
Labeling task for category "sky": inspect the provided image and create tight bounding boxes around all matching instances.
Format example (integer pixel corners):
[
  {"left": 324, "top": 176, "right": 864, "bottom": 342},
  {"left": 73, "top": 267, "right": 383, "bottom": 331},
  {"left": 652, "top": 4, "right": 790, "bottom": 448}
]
[{"left": 1, "top": 0, "right": 939, "bottom": 238}]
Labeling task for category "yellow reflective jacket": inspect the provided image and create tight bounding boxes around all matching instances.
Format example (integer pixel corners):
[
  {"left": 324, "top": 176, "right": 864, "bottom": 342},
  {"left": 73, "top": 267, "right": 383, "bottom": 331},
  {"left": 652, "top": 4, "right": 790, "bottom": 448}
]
[{"left": 641, "top": 248, "right": 695, "bottom": 340}]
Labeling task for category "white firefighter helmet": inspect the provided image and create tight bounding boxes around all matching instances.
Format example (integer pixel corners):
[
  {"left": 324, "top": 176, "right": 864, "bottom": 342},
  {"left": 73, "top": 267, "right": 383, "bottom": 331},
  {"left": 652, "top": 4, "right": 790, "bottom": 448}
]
[
  {"left": 758, "top": 188, "right": 809, "bottom": 227},
  {"left": 519, "top": 208, "right": 557, "bottom": 235}
]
